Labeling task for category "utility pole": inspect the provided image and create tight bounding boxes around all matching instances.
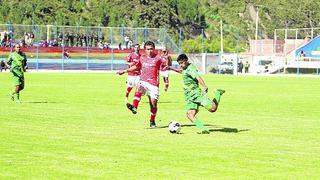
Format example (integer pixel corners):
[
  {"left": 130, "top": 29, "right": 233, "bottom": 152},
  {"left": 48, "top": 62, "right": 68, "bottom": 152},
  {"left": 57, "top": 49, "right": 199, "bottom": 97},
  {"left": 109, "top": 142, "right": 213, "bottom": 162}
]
[
  {"left": 220, "top": 19, "right": 223, "bottom": 53},
  {"left": 255, "top": 7, "right": 259, "bottom": 54}
]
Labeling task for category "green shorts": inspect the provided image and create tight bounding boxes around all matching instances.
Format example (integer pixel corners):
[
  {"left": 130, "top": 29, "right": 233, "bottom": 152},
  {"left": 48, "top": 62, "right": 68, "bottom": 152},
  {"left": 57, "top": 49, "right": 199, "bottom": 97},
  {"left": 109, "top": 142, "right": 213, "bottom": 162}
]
[
  {"left": 11, "top": 68, "right": 24, "bottom": 88},
  {"left": 185, "top": 91, "right": 212, "bottom": 111}
]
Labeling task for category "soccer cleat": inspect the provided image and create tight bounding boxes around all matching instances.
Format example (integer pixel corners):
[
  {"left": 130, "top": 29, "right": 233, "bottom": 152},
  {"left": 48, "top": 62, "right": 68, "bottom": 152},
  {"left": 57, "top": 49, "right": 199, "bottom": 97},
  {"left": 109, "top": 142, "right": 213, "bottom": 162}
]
[
  {"left": 15, "top": 99, "right": 21, "bottom": 103},
  {"left": 10, "top": 93, "right": 14, "bottom": 101},
  {"left": 164, "top": 88, "right": 168, "bottom": 92},
  {"left": 126, "top": 103, "right": 137, "bottom": 114},
  {"left": 150, "top": 121, "right": 156, "bottom": 128},
  {"left": 217, "top": 89, "right": 226, "bottom": 95}
]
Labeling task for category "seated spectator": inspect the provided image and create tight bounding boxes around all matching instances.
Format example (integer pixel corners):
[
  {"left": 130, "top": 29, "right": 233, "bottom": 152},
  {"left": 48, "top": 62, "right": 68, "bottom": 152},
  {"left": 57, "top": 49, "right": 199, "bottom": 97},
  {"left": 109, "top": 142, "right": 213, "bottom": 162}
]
[
  {"left": 0, "top": 60, "right": 8, "bottom": 72},
  {"left": 21, "top": 40, "right": 27, "bottom": 48}
]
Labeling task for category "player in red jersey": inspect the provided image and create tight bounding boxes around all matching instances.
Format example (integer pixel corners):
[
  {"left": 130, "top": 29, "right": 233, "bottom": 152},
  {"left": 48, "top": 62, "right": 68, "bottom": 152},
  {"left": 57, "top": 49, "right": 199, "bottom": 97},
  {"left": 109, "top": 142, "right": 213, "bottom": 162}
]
[
  {"left": 160, "top": 48, "right": 172, "bottom": 91},
  {"left": 124, "top": 44, "right": 141, "bottom": 103},
  {"left": 117, "top": 41, "right": 164, "bottom": 128}
]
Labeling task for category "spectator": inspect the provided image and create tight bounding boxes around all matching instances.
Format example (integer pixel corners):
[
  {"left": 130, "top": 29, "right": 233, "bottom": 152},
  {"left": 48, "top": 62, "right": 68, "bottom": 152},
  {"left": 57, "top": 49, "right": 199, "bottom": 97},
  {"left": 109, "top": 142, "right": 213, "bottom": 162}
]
[
  {"left": 69, "top": 32, "right": 74, "bottom": 47},
  {"left": 119, "top": 42, "right": 122, "bottom": 50},
  {"left": 299, "top": 50, "right": 306, "bottom": 61},
  {"left": 75, "top": 33, "right": 80, "bottom": 47},
  {"left": 128, "top": 40, "right": 133, "bottom": 49},
  {"left": 93, "top": 33, "right": 98, "bottom": 47},
  {"left": 24, "top": 32, "right": 29, "bottom": 47},
  {"left": 29, "top": 32, "right": 34, "bottom": 46},
  {"left": 65, "top": 32, "right": 70, "bottom": 47},
  {"left": 124, "top": 35, "right": 130, "bottom": 49},
  {"left": 2, "top": 32, "right": 8, "bottom": 47},
  {"left": 0, "top": 60, "right": 8, "bottom": 72},
  {"left": 79, "top": 33, "right": 85, "bottom": 47},
  {"left": 244, "top": 61, "right": 250, "bottom": 73},
  {"left": 238, "top": 61, "right": 243, "bottom": 73}
]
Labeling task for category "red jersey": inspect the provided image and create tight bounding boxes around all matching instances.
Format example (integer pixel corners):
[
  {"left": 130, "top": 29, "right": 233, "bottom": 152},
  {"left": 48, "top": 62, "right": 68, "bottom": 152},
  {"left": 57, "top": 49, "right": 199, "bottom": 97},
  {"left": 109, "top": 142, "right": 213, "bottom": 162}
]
[
  {"left": 126, "top": 52, "right": 141, "bottom": 76},
  {"left": 160, "top": 54, "right": 169, "bottom": 71},
  {"left": 136, "top": 54, "right": 163, "bottom": 87}
]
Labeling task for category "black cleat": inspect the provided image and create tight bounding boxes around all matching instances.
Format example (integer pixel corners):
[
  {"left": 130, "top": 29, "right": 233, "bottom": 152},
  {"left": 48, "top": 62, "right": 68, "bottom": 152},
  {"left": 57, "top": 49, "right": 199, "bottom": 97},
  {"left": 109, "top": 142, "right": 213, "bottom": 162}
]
[
  {"left": 150, "top": 121, "right": 156, "bottom": 128},
  {"left": 217, "top": 89, "right": 226, "bottom": 95},
  {"left": 126, "top": 103, "right": 137, "bottom": 114}
]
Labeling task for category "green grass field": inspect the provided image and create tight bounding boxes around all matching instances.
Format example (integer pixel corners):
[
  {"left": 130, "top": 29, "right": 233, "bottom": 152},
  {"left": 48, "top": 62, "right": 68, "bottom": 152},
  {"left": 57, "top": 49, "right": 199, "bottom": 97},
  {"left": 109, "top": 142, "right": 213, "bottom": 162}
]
[{"left": 0, "top": 73, "right": 319, "bottom": 179}]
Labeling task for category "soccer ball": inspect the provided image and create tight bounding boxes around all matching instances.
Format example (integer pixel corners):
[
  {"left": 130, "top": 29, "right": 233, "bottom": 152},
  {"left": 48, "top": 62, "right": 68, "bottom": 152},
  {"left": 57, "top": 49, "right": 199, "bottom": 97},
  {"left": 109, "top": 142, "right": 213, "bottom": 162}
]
[{"left": 168, "top": 121, "right": 181, "bottom": 133}]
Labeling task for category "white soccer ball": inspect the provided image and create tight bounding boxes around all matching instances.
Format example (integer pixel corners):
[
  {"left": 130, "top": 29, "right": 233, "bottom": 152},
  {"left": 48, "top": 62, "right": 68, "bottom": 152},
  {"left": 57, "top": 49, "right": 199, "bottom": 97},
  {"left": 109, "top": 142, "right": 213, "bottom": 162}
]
[{"left": 168, "top": 121, "right": 181, "bottom": 133}]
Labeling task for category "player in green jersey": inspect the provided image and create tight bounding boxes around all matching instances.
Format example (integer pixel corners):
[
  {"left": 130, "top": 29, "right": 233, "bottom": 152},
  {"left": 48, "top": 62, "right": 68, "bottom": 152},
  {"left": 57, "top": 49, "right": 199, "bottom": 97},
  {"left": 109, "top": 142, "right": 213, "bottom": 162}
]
[
  {"left": 5, "top": 44, "right": 28, "bottom": 103},
  {"left": 168, "top": 54, "right": 225, "bottom": 134}
]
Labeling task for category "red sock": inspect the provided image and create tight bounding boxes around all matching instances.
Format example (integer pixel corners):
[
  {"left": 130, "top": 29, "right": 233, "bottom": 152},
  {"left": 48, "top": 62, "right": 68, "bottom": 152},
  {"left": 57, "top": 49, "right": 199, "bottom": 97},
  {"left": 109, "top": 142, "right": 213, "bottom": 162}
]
[
  {"left": 125, "top": 87, "right": 133, "bottom": 98},
  {"left": 133, "top": 91, "right": 142, "bottom": 108},
  {"left": 150, "top": 107, "right": 157, "bottom": 122},
  {"left": 164, "top": 79, "right": 169, "bottom": 89}
]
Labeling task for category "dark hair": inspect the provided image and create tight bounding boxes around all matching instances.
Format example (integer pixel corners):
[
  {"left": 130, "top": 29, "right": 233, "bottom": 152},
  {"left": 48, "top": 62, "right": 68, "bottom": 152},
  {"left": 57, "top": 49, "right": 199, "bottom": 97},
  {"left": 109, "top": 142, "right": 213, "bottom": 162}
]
[
  {"left": 177, "top": 54, "right": 188, "bottom": 62},
  {"left": 144, "top": 41, "right": 155, "bottom": 49}
]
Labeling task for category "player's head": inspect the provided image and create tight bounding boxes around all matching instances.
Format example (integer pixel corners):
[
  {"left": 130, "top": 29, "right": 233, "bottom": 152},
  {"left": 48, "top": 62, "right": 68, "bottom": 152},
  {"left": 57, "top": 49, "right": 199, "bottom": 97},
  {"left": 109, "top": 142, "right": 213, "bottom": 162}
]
[
  {"left": 133, "top": 44, "right": 140, "bottom": 53},
  {"left": 14, "top": 44, "right": 22, "bottom": 53},
  {"left": 162, "top": 47, "right": 168, "bottom": 55},
  {"left": 177, "top": 54, "right": 189, "bottom": 70},
  {"left": 144, "top": 41, "right": 155, "bottom": 56}
]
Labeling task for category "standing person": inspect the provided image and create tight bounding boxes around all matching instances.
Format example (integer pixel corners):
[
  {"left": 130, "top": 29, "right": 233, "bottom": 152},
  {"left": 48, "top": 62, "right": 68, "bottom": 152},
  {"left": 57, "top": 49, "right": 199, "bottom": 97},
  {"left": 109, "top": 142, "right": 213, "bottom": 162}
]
[
  {"left": 117, "top": 41, "right": 163, "bottom": 128},
  {"left": 168, "top": 54, "right": 225, "bottom": 134},
  {"left": 124, "top": 44, "right": 141, "bottom": 103},
  {"left": 5, "top": 44, "right": 28, "bottom": 103},
  {"left": 244, "top": 61, "right": 250, "bottom": 73},
  {"left": 238, "top": 61, "right": 243, "bottom": 73},
  {"left": 160, "top": 48, "right": 172, "bottom": 91}
]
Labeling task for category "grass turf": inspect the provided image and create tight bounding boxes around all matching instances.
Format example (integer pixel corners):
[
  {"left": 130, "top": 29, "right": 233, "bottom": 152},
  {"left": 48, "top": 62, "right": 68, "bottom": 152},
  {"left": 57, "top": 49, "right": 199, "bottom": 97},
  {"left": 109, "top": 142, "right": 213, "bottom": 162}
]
[{"left": 0, "top": 73, "right": 319, "bottom": 179}]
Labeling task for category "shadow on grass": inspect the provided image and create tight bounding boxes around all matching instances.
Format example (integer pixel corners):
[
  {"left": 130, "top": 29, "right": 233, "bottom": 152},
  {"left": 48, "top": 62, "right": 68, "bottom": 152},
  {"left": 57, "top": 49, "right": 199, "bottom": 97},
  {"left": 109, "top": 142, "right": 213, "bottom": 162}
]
[
  {"left": 156, "top": 124, "right": 249, "bottom": 133},
  {"left": 23, "top": 101, "right": 59, "bottom": 104},
  {"left": 209, "top": 128, "right": 249, "bottom": 133},
  {"left": 141, "top": 101, "right": 180, "bottom": 104}
]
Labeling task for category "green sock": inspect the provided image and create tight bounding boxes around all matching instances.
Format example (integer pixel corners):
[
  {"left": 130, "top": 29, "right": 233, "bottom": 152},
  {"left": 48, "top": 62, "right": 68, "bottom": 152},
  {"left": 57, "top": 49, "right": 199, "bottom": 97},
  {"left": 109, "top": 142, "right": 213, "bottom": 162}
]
[
  {"left": 213, "top": 90, "right": 222, "bottom": 103},
  {"left": 193, "top": 118, "right": 208, "bottom": 131},
  {"left": 10, "top": 92, "right": 15, "bottom": 101},
  {"left": 14, "top": 93, "right": 19, "bottom": 101}
]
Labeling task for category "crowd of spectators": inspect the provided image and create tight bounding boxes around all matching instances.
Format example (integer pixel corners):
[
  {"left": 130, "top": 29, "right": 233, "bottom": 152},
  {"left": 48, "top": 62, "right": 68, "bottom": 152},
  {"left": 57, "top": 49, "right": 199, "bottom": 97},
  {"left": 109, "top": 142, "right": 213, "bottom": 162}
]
[
  {"left": 0, "top": 31, "right": 13, "bottom": 47},
  {"left": 37, "top": 32, "right": 111, "bottom": 49},
  {"left": 0, "top": 31, "right": 148, "bottom": 50}
]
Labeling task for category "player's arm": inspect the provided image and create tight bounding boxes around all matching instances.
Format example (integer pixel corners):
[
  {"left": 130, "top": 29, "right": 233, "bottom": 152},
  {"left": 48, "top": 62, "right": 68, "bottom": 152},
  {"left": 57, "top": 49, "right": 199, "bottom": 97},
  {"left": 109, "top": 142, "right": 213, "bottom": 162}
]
[
  {"left": 125, "top": 61, "right": 134, "bottom": 66},
  {"left": 22, "top": 53, "right": 27, "bottom": 72},
  {"left": 117, "top": 64, "right": 139, "bottom": 75},
  {"left": 167, "top": 56, "right": 172, "bottom": 66},
  {"left": 125, "top": 55, "right": 134, "bottom": 66},
  {"left": 5, "top": 55, "right": 12, "bottom": 69},
  {"left": 167, "top": 66, "right": 182, "bottom": 74},
  {"left": 196, "top": 76, "right": 208, "bottom": 93}
]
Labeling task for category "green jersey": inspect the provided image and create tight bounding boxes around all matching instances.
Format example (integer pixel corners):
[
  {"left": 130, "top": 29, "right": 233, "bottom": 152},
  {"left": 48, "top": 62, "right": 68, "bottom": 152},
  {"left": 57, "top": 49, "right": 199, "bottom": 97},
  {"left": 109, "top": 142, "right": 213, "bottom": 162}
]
[
  {"left": 182, "top": 64, "right": 202, "bottom": 98},
  {"left": 7, "top": 52, "right": 27, "bottom": 73}
]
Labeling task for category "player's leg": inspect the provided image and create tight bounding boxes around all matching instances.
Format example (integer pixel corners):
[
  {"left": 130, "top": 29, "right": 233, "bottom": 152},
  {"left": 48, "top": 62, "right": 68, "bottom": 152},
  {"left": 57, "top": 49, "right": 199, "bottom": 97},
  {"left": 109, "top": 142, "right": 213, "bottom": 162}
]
[
  {"left": 198, "top": 89, "right": 225, "bottom": 112},
  {"left": 14, "top": 76, "right": 24, "bottom": 103},
  {"left": 208, "top": 89, "right": 225, "bottom": 112},
  {"left": 185, "top": 99, "right": 209, "bottom": 134},
  {"left": 162, "top": 71, "right": 169, "bottom": 91},
  {"left": 126, "top": 82, "right": 145, "bottom": 114},
  {"left": 148, "top": 96, "right": 158, "bottom": 128},
  {"left": 125, "top": 76, "right": 134, "bottom": 103},
  {"left": 164, "top": 77, "right": 169, "bottom": 91},
  {"left": 186, "top": 109, "right": 210, "bottom": 134},
  {"left": 147, "top": 83, "right": 159, "bottom": 128},
  {"left": 11, "top": 70, "right": 22, "bottom": 103}
]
